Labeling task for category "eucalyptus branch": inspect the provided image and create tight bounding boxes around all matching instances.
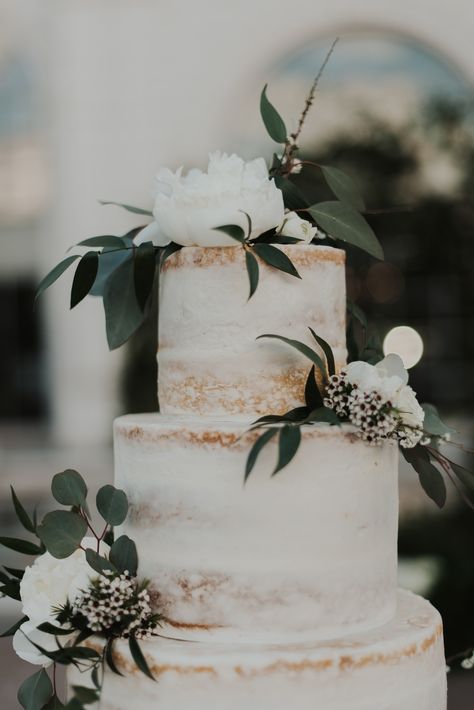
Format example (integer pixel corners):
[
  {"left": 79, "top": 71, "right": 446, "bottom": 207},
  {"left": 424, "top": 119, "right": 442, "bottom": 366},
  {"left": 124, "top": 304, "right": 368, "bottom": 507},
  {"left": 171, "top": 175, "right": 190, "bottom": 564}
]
[{"left": 428, "top": 446, "right": 474, "bottom": 510}]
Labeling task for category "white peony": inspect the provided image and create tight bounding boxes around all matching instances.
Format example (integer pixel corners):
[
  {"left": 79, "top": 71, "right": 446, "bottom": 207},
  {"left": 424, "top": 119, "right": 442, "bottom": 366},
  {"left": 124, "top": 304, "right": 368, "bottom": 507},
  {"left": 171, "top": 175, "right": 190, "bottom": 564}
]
[
  {"left": 19, "top": 540, "right": 97, "bottom": 626},
  {"left": 393, "top": 384, "right": 425, "bottom": 429},
  {"left": 12, "top": 620, "right": 58, "bottom": 667},
  {"left": 345, "top": 354, "right": 409, "bottom": 402},
  {"left": 135, "top": 152, "right": 285, "bottom": 248},
  {"left": 278, "top": 211, "right": 318, "bottom": 243}
]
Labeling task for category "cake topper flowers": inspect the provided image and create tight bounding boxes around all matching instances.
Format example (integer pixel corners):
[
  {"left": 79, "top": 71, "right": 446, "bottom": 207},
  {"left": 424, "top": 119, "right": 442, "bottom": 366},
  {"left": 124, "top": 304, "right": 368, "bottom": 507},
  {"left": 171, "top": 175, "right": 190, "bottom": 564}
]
[
  {"left": 245, "top": 328, "right": 473, "bottom": 511},
  {"left": 0, "top": 472, "right": 162, "bottom": 709},
  {"left": 34, "top": 43, "right": 383, "bottom": 350}
]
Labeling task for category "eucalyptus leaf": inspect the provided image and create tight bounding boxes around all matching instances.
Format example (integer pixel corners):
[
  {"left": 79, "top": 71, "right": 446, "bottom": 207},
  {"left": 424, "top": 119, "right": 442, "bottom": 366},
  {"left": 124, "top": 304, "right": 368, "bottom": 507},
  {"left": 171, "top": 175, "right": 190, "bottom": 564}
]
[
  {"left": 99, "top": 201, "right": 153, "bottom": 216},
  {"left": 347, "top": 300, "right": 368, "bottom": 329},
  {"left": 450, "top": 461, "right": 474, "bottom": 493},
  {"left": 129, "top": 636, "right": 155, "bottom": 680},
  {"left": 273, "top": 176, "right": 308, "bottom": 211},
  {"left": 321, "top": 165, "right": 365, "bottom": 211},
  {"left": 109, "top": 535, "right": 138, "bottom": 575},
  {"left": 10, "top": 486, "right": 36, "bottom": 534},
  {"left": 281, "top": 407, "right": 310, "bottom": 422},
  {"left": 308, "top": 328, "right": 335, "bottom": 377},
  {"left": 306, "top": 407, "right": 341, "bottom": 425},
  {"left": 257, "top": 333, "right": 326, "bottom": 376},
  {"left": 37, "top": 511, "right": 88, "bottom": 559},
  {"left": 422, "top": 404, "right": 456, "bottom": 438},
  {"left": 103, "top": 254, "right": 146, "bottom": 350},
  {"left": 252, "top": 243, "right": 301, "bottom": 279},
  {"left": 0, "top": 537, "right": 43, "bottom": 555},
  {"left": 308, "top": 201, "right": 383, "bottom": 260},
  {"left": 273, "top": 425, "right": 301, "bottom": 475},
  {"left": 417, "top": 460, "right": 447, "bottom": 508},
  {"left": 106, "top": 639, "right": 124, "bottom": 676},
  {"left": 70, "top": 252, "right": 99, "bottom": 309},
  {"left": 44, "top": 696, "right": 66, "bottom": 710},
  {"left": 96, "top": 485, "right": 128, "bottom": 526},
  {"left": 35, "top": 255, "right": 80, "bottom": 302},
  {"left": 160, "top": 242, "right": 183, "bottom": 265},
  {"left": 0, "top": 580, "right": 21, "bottom": 600},
  {"left": 245, "top": 428, "right": 278, "bottom": 483},
  {"left": 51, "top": 470, "right": 88, "bottom": 507},
  {"left": 304, "top": 365, "right": 323, "bottom": 409},
  {"left": 245, "top": 250, "right": 259, "bottom": 300},
  {"left": 134, "top": 242, "right": 156, "bottom": 311},
  {"left": 89, "top": 249, "right": 130, "bottom": 297},
  {"left": 0, "top": 615, "right": 28, "bottom": 638},
  {"left": 214, "top": 225, "right": 245, "bottom": 243},
  {"left": 75, "top": 235, "right": 126, "bottom": 250},
  {"left": 85, "top": 548, "right": 117, "bottom": 576},
  {"left": 260, "top": 85, "right": 287, "bottom": 143},
  {"left": 37, "top": 622, "right": 74, "bottom": 636},
  {"left": 71, "top": 686, "right": 99, "bottom": 704},
  {"left": 4, "top": 566, "right": 25, "bottom": 579},
  {"left": 18, "top": 668, "right": 53, "bottom": 710}
]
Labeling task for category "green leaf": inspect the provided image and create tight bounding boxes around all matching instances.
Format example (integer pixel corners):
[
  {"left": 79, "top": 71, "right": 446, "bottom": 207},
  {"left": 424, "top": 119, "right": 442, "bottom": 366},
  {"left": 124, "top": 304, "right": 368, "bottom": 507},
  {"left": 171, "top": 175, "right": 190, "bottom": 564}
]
[
  {"left": 103, "top": 254, "right": 146, "bottom": 350},
  {"left": 245, "top": 428, "right": 278, "bottom": 482},
  {"left": 70, "top": 252, "right": 99, "bottom": 309},
  {"left": 252, "top": 243, "right": 301, "bottom": 279},
  {"left": 18, "top": 669, "right": 53, "bottom": 710},
  {"left": 256, "top": 333, "right": 326, "bottom": 375},
  {"left": 160, "top": 242, "right": 182, "bottom": 265},
  {"left": 91, "top": 665, "right": 101, "bottom": 689},
  {"left": 422, "top": 404, "right": 456, "bottom": 438},
  {"left": 214, "top": 225, "right": 245, "bottom": 243},
  {"left": 402, "top": 447, "right": 446, "bottom": 508},
  {"left": 417, "top": 460, "right": 447, "bottom": 508},
  {"left": 44, "top": 696, "right": 66, "bottom": 710},
  {"left": 273, "top": 176, "right": 308, "bottom": 211},
  {"left": 4, "top": 566, "right": 24, "bottom": 579},
  {"left": 71, "top": 686, "right": 99, "bottom": 704},
  {"left": 450, "top": 461, "right": 474, "bottom": 493},
  {"left": 10, "top": 487, "right": 36, "bottom": 534},
  {"left": 109, "top": 535, "right": 138, "bottom": 575},
  {"left": 321, "top": 165, "right": 365, "bottom": 211},
  {"left": 134, "top": 242, "right": 156, "bottom": 311},
  {"left": 0, "top": 580, "right": 21, "bottom": 600},
  {"left": 129, "top": 636, "right": 155, "bottom": 680},
  {"left": 308, "top": 328, "right": 335, "bottom": 377},
  {"left": 306, "top": 407, "right": 341, "bottom": 424},
  {"left": 105, "top": 639, "right": 124, "bottom": 676},
  {"left": 0, "top": 537, "right": 43, "bottom": 555},
  {"left": 304, "top": 365, "right": 323, "bottom": 409},
  {"left": 51, "top": 470, "right": 88, "bottom": 507},
  {"left": 273, "top": 425, "right": 301, "bottom": 475},
  {"left": 96, "top": 485, "right": 129, "bottom": 526},
  {"left": 260, "top": 84, "right": 287, "bottom": 143},
  {"left": 245, "top": 250, "right": 259, "bottom": 300},
  {"left": 99, "top": 201, "right": 153, "bottom": 216},
  {"left": 85, "top": 548, "right": 117, "bottom": 576},
  {"left": 347, "top": 300, "right": 368, "bottom": 329},
  {"left": 37, "top": 622, "right": 74, "bottom": 636},
  {"left": 75, "top": 235, "right": 126, "bottom": 250},
  {"left": 37, "top": 511, "right": 87, "bottom": 559},
  {"left": 308, "top": 201, "right": 383, "bottom": 260},
  {"left": 35, "top": 255, "right": 80, "bottom": 302},
  {"left": 0, "top": 615, "right": 28, "bottom": 638}
]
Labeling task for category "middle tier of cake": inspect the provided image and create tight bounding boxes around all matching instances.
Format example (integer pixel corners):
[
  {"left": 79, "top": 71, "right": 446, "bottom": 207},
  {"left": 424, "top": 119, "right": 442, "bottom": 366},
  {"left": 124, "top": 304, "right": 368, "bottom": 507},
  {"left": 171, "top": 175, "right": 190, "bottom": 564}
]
[{"left": 114, "top": 414, "right": 399, "bottom": 643}]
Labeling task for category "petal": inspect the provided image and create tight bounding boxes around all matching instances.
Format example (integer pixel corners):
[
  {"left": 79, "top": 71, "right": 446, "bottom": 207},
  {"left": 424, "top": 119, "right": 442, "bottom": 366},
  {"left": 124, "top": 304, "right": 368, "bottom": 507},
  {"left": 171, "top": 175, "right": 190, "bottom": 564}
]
[
  {"left": 134, "top": 221, "right": 170, "bottom": 247},
  {"left": 13, "top": 621, "right": 56, "bottom": 667},
  {"left": 376, "top": 354, "right": 408, "bottom": 385}
]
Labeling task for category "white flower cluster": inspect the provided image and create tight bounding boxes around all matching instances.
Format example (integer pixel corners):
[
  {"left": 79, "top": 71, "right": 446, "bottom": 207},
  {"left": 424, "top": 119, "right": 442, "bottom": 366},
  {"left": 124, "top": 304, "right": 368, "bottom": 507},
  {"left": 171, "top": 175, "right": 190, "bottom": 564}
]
[
  {"left": 72, "top": 571, "right": 156, "bottom": 640},
  {"left": 324, "top": 354, "right": 425, "bottom": 448}
]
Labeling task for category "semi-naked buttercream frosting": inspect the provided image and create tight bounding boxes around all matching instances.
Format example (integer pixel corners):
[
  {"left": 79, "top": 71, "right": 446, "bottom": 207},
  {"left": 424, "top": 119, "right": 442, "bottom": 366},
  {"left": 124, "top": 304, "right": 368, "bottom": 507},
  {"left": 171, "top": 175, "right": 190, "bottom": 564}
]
[
  {"left": 72, "top": 591, "right": 446, "bottom": 710},
  {"left": 158, "top": 244, "right": 347, "bottom": 416},
  {"left": 72, "top": 242, "right": 446, "bottom": 709}
]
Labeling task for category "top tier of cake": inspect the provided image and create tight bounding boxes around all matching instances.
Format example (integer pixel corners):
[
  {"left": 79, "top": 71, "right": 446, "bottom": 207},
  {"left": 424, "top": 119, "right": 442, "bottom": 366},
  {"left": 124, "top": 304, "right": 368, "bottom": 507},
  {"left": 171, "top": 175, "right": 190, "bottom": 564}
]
[{"left": 158, "top": 244, "right": 347, "bottom": 416}]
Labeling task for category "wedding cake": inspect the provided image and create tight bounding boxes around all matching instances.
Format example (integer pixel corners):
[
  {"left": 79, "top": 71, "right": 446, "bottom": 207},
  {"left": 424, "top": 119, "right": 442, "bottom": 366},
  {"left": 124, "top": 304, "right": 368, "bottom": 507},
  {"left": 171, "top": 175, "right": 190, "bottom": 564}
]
[{"left": 90, "top": 244, "right": 447, "bottom": 709}]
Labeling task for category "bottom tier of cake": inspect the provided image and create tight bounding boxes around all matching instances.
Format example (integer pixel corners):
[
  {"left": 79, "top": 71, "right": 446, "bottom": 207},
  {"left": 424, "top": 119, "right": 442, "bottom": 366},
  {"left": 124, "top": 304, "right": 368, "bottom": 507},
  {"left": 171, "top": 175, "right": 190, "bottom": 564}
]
[{"left": 70, "top": 590, "right": 447, "bottom": 710}]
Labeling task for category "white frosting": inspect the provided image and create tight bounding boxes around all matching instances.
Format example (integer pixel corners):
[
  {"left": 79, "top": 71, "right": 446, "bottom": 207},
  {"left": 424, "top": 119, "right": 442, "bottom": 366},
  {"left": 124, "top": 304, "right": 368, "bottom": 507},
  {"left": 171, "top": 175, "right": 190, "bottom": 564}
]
[
  {"left": 158, "top": 245, "right": 347, "bottom": 416},
  {"left": 69, "top": 590, "right": 447, "bottom": 710},
  {"left": 114, "top": 414, "right": 399, "bottom": 643}
]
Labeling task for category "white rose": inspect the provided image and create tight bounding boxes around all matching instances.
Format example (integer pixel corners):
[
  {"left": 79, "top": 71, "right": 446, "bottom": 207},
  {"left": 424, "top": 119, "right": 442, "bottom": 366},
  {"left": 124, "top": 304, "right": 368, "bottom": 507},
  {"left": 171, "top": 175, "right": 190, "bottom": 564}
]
[
  {"left": 12, "top": 620, "right": 58, "bottom": 667},
  {"left": 393, "top": 385, "right": 425, "bottom": 429},
  {"left": 278, "top": 211, "right": 318, "bottom": 244},
  {"left": 344, "top": 361, "right": 382, "bottom": 392},
  {"left": 19, "top": 538, "right": 100, "bottom": 625},
  {"left": 135, "top": 152, "right": 284, "bottom": 248}
]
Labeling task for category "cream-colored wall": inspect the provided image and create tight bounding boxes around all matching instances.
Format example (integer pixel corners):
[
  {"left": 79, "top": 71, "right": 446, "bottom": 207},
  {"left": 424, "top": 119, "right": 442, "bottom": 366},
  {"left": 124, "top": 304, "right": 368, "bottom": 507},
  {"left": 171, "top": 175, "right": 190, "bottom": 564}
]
[{"left": 5, "top": 0, "right": 474, "bottom": 445}]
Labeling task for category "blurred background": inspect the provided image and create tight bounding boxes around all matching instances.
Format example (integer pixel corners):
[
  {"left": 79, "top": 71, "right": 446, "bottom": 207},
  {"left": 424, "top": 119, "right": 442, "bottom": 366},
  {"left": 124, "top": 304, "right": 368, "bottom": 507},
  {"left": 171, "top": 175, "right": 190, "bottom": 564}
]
[{"left": 0, "top": 0, "right": 473, "bottom": 707}]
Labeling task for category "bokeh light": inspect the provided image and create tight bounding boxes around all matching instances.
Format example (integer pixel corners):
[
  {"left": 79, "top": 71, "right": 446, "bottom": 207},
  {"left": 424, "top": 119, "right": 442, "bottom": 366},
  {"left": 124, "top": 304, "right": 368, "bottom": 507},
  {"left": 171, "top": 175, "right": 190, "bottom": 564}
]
[{"left": 383, "top": 325, "right": 424, "bottom": 369}]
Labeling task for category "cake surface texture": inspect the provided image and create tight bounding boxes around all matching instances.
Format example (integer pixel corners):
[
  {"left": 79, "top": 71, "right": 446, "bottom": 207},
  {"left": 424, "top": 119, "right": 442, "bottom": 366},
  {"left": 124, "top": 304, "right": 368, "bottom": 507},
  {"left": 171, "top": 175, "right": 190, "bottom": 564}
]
[
  {"left": 158, "top": 244, "right": 347, "bottom": 415},
  {"left": 71, "top": 591, "right": 446, "bottom": 710},
  {"left": 89, "top": 244, "right": 446, "bottom": 708}
]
